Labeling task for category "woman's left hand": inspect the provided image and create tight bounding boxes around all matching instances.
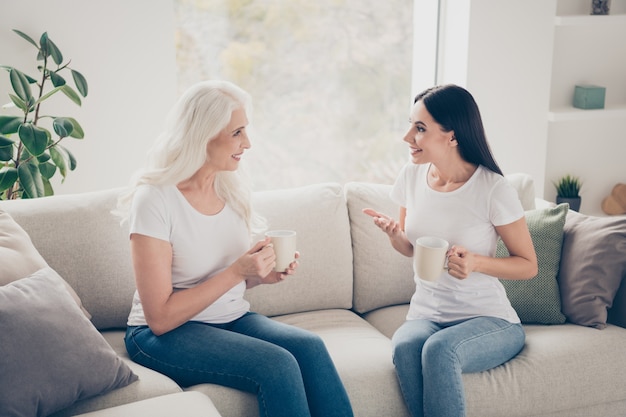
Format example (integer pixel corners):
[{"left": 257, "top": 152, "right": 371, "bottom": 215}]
[
  {"left": 259, "top": 252, "right": 300, "bottom": 284},
  {"left": 446, "top": 245, "right": 476, "bottom": 280}
]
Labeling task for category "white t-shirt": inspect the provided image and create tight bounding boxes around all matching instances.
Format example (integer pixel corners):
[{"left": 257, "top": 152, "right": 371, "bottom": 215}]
[
  {"left": 126, "top": 184, "right": 251, "bottom": 326},
  {"left": 390, "top": 163, "right": 523, "bottom": 324}
]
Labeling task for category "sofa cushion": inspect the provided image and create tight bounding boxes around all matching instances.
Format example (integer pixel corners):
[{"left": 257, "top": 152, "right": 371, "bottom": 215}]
[
  {"left": 247, "top": 183, "right": 354, "bottom": 316},
  {"left": 50, "top": 330, "right": 184, "bottom": 417},
  {"left": 505, "top": 172, "right": 536, "bottom": 211},
  {"left": 0, "top": 209, "right": 90, "bottom": 318},
  {"left": 0, "top": 189, "right": 135, "bottom": 329},
  {"left": 557, "top": 210, "right": 626, "bottom": 329},
  {"left": 0, "top": 267, "right": 137, "bottom": 417},
  {"left": 345, "top": 182, "right": 414, "bottom": 314},
  {"left": 497, "top": 204, "right": 568, "bottom": 324},
  {"left": 70, "top": 392, "right": 221, "bottom": 417},
  {"left": 188, "top": 309, "right": 409, "bottom": 417}
]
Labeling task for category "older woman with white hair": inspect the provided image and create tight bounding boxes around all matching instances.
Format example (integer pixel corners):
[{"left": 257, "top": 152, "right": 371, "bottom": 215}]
[{"left": 116, "top": 80, "right": 353, "bottom": 417}]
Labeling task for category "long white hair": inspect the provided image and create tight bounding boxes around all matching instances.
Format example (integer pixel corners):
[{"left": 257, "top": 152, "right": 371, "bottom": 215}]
[{"left": 115, "top": 80, "right": 264, "bottom": 232}]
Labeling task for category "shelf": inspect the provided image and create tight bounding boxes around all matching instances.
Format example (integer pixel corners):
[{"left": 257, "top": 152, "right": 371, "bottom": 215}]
[
  {"left": 555, "top": 14, "right": 626, "bottom": 26},
  {"left": 548, "top": 105, "right": 626, "bottom": 121}
]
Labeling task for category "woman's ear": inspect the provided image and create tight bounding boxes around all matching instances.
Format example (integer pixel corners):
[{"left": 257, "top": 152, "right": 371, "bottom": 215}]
[{"left": 449, "top": 132, "right": 459, "bottom": 147}]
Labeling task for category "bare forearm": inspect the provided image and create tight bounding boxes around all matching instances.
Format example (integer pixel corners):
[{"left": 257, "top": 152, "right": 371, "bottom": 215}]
[
  {"left": 473, "top": 254, "right": 538, "bottom": 281},
  {"left": 389, "top": 233, "right": 414, "bottom": 258}
]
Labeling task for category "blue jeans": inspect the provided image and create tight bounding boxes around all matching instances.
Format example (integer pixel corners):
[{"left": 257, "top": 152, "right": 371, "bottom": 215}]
[
  {"left": 391, "top": 317, "right": 525, "bottom": 417},
  {"left": 125, "top": 312, "right": 353, "bottom": 417}
]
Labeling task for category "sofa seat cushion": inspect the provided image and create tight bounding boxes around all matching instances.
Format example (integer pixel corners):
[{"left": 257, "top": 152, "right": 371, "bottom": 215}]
[
  {"left": 50, "top": 330, "right": 183, "bottom": 417},
  {"left": 187, "top": 309, "right": 409, "bottom": 417},
  {"left": 364, "top": 304, "right": 626, "bottom": 417},
  {"left": 71, "top": 392, "right": 222, "bottom": 417},
  {"left": 466, "top": 324, "right": 626, "bottom": 417}
]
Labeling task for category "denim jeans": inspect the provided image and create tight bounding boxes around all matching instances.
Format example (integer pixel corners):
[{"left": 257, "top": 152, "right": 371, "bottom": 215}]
[
  {"left": 125, "top": 312, "right": 353, "bottom": 417},
  {"left": 391, "top": 316, "right": 525, "bottom": 417}
]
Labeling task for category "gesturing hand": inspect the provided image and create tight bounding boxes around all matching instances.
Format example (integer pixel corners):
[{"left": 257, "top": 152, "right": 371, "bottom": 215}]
[{"left": 362, "top": 208, "right": 402, "bottom": 237}]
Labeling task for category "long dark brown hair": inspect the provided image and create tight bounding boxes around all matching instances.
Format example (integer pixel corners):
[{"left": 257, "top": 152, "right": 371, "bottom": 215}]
[{"left": 414, "top": 84, "right": 503, "bottom": 175}]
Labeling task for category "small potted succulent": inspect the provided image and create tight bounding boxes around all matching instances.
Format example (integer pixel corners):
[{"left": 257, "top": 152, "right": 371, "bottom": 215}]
[{"left": 554, "top": 174, "right": 582, "bottom": 212}]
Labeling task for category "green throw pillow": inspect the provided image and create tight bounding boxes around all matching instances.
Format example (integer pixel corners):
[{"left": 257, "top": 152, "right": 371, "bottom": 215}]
[{"left": 496, "top": 204, "right": 568, "bottom": 324}]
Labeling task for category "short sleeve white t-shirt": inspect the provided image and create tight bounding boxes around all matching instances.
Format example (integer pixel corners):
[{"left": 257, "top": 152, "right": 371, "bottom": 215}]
[
  {"left": 390, "top": 163, "right": 524, "bottom": 324},
  {"left": 126, "top": 184, "right": 251, "bottom": 325}
]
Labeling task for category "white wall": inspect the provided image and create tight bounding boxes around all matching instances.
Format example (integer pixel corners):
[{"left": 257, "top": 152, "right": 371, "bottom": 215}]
[
  {"left": 437, "top": 0, "right": 557, "bottom": 197},
  {"left": 0, "top": 0, "right": 178, "bottom": 195}
]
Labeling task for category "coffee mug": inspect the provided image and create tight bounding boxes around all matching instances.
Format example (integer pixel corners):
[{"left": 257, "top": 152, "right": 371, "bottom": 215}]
[
  {"left": 265, "top": 230, "right": 297, "bottom": 272},
  {"left": 413, "top": 236, "right": 449, "bottom": 282}
]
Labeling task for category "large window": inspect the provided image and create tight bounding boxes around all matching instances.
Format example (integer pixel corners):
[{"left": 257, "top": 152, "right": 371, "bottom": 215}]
[{"left": 175, "top": 0, "right": 414, "bottom": 190}]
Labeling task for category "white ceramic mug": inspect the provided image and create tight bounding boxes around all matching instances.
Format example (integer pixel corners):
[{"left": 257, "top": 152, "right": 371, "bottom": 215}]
[
  {"left": 413, "top": 236, "right": 449, "bottom": 282},
  {"left": 265, "top": 230, "right": 297, "bottom": 272}
]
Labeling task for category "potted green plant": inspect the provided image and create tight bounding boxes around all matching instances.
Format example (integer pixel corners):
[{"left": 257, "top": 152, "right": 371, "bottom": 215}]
[
  {"left": 0, "top": 29, "right": 88, "bottom": 200},
  {"left": 554, "top": 174, "right": 582, "bottom": 212}
]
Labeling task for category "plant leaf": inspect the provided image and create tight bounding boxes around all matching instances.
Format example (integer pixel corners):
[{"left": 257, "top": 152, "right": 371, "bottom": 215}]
[
  {"left": 53, "top": 117, "right": 74, "bottom": 138},
  {"left": 19, "top": 123, "right": 49, "bottom": 156},
  {"left": 8, "top": 94, "right": 28, "bottom": 113},
  {"left": 39, "top": 160, "right": 57, "bottom": 179},
  {"left": 9, "top": 69, "right": 33, "bottom": 103},
  {"left": 60, "top": 144, "right": 77, "bottom": 170},
  {"left": 49, "top": 146, "right": 67, "bottom": 177},
  {"left": 17, "top": 161, "right": 45, "bottom": 198},
  {"left": 0, "top": 116, "right": 22, "bottom": 134},
  {"left": 60, "top": 85, "right": 82, "bottom": 106},
  {"left": 0, "top": 166, "right": 18, "bottom": 192},
  {"left": 42, "top": 176, "right": 54, "bottom": 196},
  {"left": 46, "top": 37, "right": 63, "bottom": 65},
  {"left": 39, "top": 32, "right": 49, "bottom": 58},
  {"left": 0, "top": 135, "right": 15, "bottom": 161},
  {"left": 0, "top": 135, "right": 14, "bottom": 146},
  {"left": 37, "top": 152, "right": 51, "bottom": 163},
  {"left": 50, "top": 71, "right": 66, "bottom": 87},
  {"left": 52, "top": 117, "right": 74, "bottom": 138},
  {"left": 66, "top": 118, "right": 85, "bottom": 139},
  {"left": 71, "top": 70, "right": 88, "bottom": 97},
  {"left": 12, "top": 29, "right": 39, "bottom": 48},
  {"left": 36, "top": 85, "right": 63, "bottom": 104}
]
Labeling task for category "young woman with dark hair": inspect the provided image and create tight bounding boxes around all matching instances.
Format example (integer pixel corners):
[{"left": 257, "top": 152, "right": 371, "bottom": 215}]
[{"left": 364, "top": 84, "right": 537, "bottom": 417}]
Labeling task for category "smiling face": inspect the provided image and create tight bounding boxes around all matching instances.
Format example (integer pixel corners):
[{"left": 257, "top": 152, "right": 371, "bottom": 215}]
[
  {"left": 205, "top": 107, "right": 250, "bottom": 172},
  {"left": 403, "top": 100, "right": 456, "bottom": 164}
]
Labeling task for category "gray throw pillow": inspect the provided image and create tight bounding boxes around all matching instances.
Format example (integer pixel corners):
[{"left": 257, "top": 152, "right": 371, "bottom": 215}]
[
  {"left": 557, "top": 210, "right": 626, "bottom": 329},
  {"left": 0, "top": 267, "right": 138, "bottom": 417},
  {"left": 497, "top": 204, "right": 568, "bottom": 324}
]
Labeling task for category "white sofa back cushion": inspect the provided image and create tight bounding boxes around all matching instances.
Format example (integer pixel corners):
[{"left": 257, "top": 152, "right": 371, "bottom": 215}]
[
  {"left": 1, "top": 189, "right": 135, "bottom": 330},
  {"left": 249, "top": 183, "right": 354, "bottom": 316}
]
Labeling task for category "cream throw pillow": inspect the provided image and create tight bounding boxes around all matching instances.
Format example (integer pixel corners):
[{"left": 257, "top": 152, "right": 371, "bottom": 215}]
[{"left": 0, "top": 210, "right": 91, "bottom": 318}]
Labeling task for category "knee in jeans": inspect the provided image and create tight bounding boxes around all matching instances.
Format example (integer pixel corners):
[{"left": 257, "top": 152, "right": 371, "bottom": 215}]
[{"left": 422, "top": 336, "right": 455, "bottom": 364}]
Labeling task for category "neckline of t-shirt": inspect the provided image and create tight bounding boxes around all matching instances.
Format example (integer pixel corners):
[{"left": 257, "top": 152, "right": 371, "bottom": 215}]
[
  {"left": 172, "top": 185, "right": 227, "bottom": 218},
  {"left": 424, "top": 163, "right": 481, "bottom": 196}
]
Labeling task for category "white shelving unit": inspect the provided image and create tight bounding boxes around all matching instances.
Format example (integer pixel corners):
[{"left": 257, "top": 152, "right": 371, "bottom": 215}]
[
  {"left": 554, "top": 13, "right": 626, "bottom": 26},
  {"left": 548, "top": 106, "right": 626, "bottom": 121},
  {"left": 545, "top": 0, "right": 626, "bottom": 216}
]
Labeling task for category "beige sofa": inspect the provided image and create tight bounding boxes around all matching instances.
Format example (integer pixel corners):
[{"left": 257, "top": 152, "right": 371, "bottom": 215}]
[{"left": 1, "top": 175, "right": 625, "bottom": 417}]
